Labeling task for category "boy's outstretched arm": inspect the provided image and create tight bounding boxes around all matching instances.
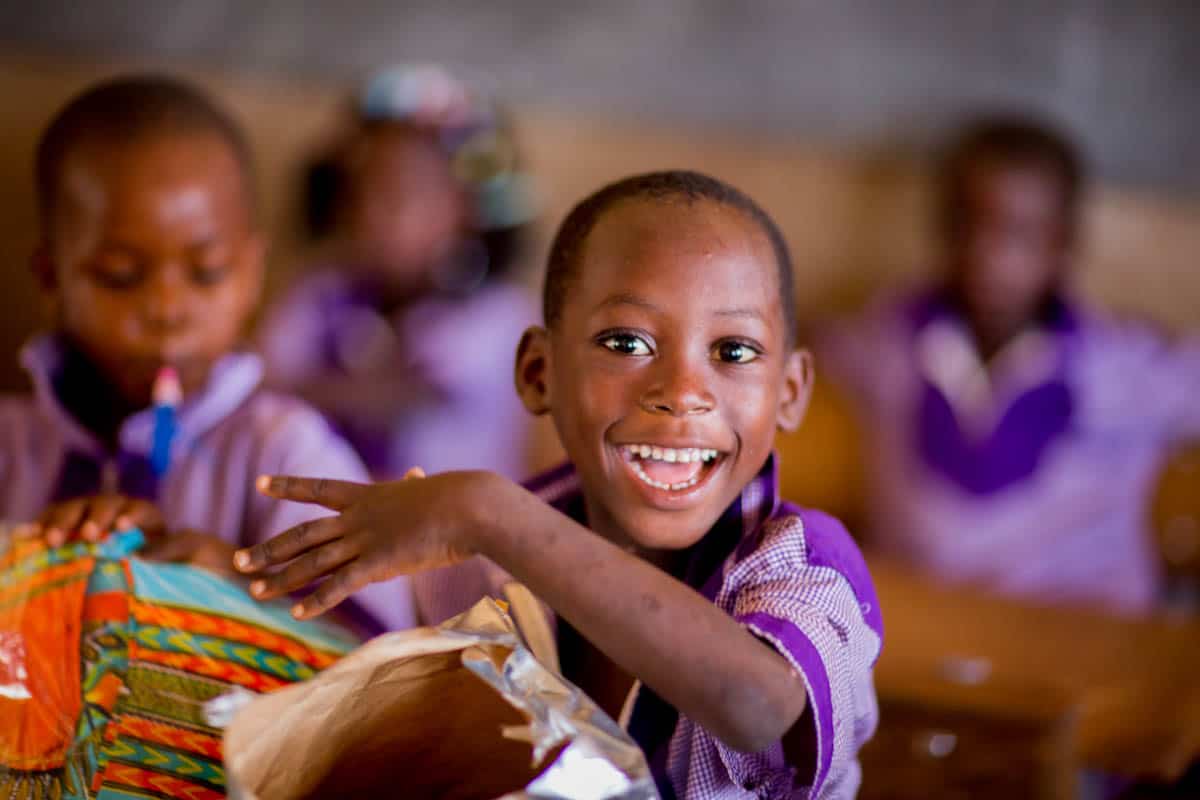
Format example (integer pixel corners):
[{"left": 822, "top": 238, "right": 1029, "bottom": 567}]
[{"left": 237, "top": 470, "right": 808, "bottom": 755}]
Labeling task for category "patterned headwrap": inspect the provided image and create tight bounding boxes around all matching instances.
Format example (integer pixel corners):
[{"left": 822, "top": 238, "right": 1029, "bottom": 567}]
[{"left": 357, "top": 64, "right": 537, "bottom": 232}]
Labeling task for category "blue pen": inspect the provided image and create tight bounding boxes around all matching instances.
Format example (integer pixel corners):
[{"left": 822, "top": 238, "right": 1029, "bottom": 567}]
[{"left": 150, "top": 366, "right": 181, "bottom": 478}]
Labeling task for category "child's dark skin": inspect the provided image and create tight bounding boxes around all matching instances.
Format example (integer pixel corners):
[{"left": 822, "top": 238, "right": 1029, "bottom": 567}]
[
  {"left": 237, "top": 198, "right": 814, "bottom": 753},
  {"left": 947, "top": 157, "right": 1072, "bottom": 361},
  {"left": 282, "top": 126, "right": 471, "bottom": 424},
  {"left": 341, "top": 125, "right": 468, "bottom": 299},
  {"left": 23, "top": 132, "right": 265, "bottom": 563}
]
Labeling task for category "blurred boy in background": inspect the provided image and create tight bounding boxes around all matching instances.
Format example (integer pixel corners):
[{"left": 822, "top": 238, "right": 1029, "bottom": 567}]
[
  {"left": 819, "top": 116, "right": 1200, "bottom": 614},
  {"left": 5, "top": 74, "right": 413, "bottom": 633},
  {"left": 258, "top": 65, "right": 538, "bottom": 480}
]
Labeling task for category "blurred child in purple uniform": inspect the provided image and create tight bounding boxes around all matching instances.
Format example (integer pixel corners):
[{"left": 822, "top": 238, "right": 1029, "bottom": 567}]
[
  {"left": 258, "top": 65, "right": 538, "bottom": 480},
  {"left": 4, "top": 74, "right": 414, "bottom": 632},
  {"left": 819, "top": 116, "right": 1200, "bottom": 614}
]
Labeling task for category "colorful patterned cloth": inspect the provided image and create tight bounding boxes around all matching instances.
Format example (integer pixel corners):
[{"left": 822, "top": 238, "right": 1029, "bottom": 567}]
[{"left": 0, "top": 530, "right": 359, "bottom": 799}]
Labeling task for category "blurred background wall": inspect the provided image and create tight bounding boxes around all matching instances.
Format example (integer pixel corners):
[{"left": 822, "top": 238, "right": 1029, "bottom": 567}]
[{"left": 0, "top": 0, "right": 1197, "bottom": 391}]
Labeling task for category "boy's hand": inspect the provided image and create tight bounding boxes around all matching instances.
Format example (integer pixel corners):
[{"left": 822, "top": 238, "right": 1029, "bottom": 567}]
[
  {"left": 235, "top": 467, "right": 483, "bottom": 619},
  {"left": 19, "top": 495, "right": 166, "bottom": 546},
  {"left": 142, "top": 530, "right": 239, "bottom": 577}
]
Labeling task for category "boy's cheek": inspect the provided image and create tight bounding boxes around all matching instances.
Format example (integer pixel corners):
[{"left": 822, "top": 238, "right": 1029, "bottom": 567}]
[{"left": 57, "top": 296, "right": 110, "bottom": 344}]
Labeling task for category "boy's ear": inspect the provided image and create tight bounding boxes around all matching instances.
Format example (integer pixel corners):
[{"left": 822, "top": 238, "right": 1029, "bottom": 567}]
[
  {"left": 776, "top": 349, "right": 814, "bottom": 433},
  {"left": 31, "top": 243, "right": 57, "bottom": 291},
  {"left": 514, "top": 326, "right": 553, "bottom": 416}
]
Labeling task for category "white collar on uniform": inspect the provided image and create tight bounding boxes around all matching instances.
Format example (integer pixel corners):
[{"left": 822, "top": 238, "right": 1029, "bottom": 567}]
[{"left": 21, "top": 334, "right": 265, "bottom": 457}]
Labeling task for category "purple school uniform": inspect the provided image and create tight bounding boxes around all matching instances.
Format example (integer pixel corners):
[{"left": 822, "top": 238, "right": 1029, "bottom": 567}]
[
  {"left": 415, "top": 456, "right": 883, "bottom": 800},
  {"left": 257, "top": 268, "right": 536, "bottom": 479},
  {"left": 819, "top": 290, "right": 1200, "bottom": 613},
  {"left": 0, "top": 334, "right": 417, "bottom": 632}
]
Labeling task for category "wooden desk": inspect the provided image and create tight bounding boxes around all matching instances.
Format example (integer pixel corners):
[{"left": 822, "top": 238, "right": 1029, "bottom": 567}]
[{"left": 869, "top": 559, "right": 1200, "bottom": 782}]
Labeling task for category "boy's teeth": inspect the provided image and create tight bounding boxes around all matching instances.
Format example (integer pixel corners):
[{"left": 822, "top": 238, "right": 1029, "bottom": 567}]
[
  {"left": 621, "top": 444, "right": 723, "bottom": 491},
  {"left": 629, "top": 459, "right": 700, "bottom": 491},
  {"left": 622, "top": 445, "right": 722, "bottom": 463}
]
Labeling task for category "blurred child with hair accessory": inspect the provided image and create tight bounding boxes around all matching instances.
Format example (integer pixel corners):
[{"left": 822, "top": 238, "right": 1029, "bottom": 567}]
[{"left": 258, "top": 64, "right": 539, "bottom": 481}]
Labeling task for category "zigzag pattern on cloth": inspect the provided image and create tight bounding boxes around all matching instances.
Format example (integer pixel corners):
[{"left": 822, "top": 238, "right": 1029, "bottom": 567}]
[
  {"left": 94, "top": 762, "right": 225, "bottom": 800},
  {"left": 128, "top": 601, "right": 342, "bottom": 670},
  {"left": 99, "top": 738, "right": 224, "bottom": 787},
  {"left": 128, "top": 624, "right": 322, "bottom": 683},
  {"left": 106, "top": 717, "right": 224, "bottom": 762}
]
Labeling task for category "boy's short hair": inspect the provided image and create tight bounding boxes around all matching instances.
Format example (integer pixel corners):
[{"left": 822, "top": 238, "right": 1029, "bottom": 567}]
[
  {"left": 544, "top": 170, "right": 797, "bottom": 345},
  {"left": 35, "top": 74, "right": 256, "bottom": 225},
  {"left": 940, "top": 115, "right": 1084, "bottom": 237}
]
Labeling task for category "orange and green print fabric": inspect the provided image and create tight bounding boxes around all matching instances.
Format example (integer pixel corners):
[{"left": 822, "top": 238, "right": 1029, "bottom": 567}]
[{"left": 0, "top": 530, "right": 359, "bottom": 799}]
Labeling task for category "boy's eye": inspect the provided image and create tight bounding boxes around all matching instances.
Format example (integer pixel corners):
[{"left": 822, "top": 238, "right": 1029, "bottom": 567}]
[
  {"left": 191, "top": 264, "right": 230, "bottom": 287},
  {"left": 90, "top": 263, "right": 143, "bottom": 290},
  {"left": 600, "top": 333, "right": 652, "bottom": 356},
  {"left": 713, "top": 340, "right": 760, "bottom": 364}
]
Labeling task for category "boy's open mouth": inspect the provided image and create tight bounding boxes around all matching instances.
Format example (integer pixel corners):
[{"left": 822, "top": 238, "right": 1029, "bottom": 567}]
[{"left": 619, "top": 444, "right": 724, "bottom": 492}]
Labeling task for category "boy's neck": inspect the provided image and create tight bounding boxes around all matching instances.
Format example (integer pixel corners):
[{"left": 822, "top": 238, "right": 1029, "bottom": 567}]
[
  {"left": 52, "top": 338, "right": 140, "bottom": 450},
  {"left": 947, "top": 290, "right": 1065, "bottom": 365},
  {"left": 579, "top": 495, "right": 690, "bottom": 577}
]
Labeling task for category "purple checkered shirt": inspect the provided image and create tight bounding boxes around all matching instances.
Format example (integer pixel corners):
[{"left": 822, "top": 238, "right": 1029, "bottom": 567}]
[{"left": 414, "top": 455, "right": 883, "bottom": 799}]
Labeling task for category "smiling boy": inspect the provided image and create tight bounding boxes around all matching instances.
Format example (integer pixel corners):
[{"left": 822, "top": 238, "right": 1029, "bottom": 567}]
[{"left": 239, "top": 171, "right": 882, "bottom": 799}]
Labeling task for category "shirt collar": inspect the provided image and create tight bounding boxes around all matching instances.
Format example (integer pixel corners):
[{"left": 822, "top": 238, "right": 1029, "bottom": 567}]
[
  {"left": 22, "top": 333, "right": 265, "bottom": 457},
  {"left": 907, "top": 289, "right": 1080, "bottom": 428}
]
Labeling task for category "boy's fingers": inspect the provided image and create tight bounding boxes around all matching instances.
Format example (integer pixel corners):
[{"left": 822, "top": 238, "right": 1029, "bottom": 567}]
[
  {"left": 41, "top": 499, "right": 88, "bottom": 546},
  {"left": 234, "top": 515, "right": 346, "bottom": 573},
  {"left": 115, "top": 500, "right": 167, "bottom": 540},
  {"left": 292, "top": 563, "right": 364, "bottom": 619},
  {"left": 254, "top": 476, "right": 365, "bottom": 510},
  {"left": 13, "top": 523, "right": 41, "bottom": 540},
  {"left": 80, "top": 495, "right": 125, "bottom": 541},
  {"left": 250, "top": 538, "right": 356, "bottom": 600},
  {"left": 403, "top": 466, "right": 426, "bottom": 479}
]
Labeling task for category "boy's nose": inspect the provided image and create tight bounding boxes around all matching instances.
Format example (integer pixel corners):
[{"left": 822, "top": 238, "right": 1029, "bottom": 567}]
[
  {"left": 639, "top": 362, "right": 715, "bottom": 417},
  {"left": 143, "top": 269, "right": 190, "bottom": 330}
]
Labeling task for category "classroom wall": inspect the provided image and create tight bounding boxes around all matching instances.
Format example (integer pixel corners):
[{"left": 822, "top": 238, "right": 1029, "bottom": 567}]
[
  {"left": 2, "top": 50, "right": 1197, "bottom": 386},
  {"left": 2, "top": 1, "right": 1198, "bottom": 196}
]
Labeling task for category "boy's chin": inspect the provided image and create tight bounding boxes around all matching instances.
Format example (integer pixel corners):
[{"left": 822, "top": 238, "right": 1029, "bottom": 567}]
[{"left": 617, "top": 508, "right": 717, "bottom": 553}]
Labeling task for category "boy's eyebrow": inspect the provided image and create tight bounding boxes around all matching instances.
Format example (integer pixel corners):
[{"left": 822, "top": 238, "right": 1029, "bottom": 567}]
[
  {"left": 595, "top": 293, "right": 663, "bottom": 314},
  {"left": 594, "top": 295, "right": 768, "bottom": 322},
  {"left": 714, "top": 307, "right": 766, "bottom": 321},
  {"left": 185, "top": 236, "right": 223, "bottom": 252}
]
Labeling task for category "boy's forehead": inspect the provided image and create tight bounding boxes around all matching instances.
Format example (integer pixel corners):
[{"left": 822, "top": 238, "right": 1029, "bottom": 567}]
[
  {"left": 54, "top": 134, "right": 254, "bottom": 235},
  {"left": 965, "top": 157, "right": 1064, "bottom": 196},
  {"left": 961, "top": 161, "right": 1066, "bottom": 218},
  {"left": 569, "top": 198, "right": 783, "bottom": 314}
]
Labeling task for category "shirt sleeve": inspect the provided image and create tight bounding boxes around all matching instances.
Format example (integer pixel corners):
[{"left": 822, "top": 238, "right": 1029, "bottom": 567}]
[
  {"left": 1074, "top": 321, "right": 1200, "bottom": 443},
  {"left": 247, "top": 399, "right": 418, "bottom": 632},
  {"left": 714, "top": 511, "right": 882, "bottom": 799},
  {"left": 1134, "top": 331, "right": 1200, "bottom": 440}
]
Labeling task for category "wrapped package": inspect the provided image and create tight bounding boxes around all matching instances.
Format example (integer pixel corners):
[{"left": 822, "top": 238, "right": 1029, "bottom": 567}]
[
  {"left": 224, "top": 593, "right": 659, "bottom": 800},
  {"left": 0, "top": 528, "right": 358, "bottom": 799}
]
